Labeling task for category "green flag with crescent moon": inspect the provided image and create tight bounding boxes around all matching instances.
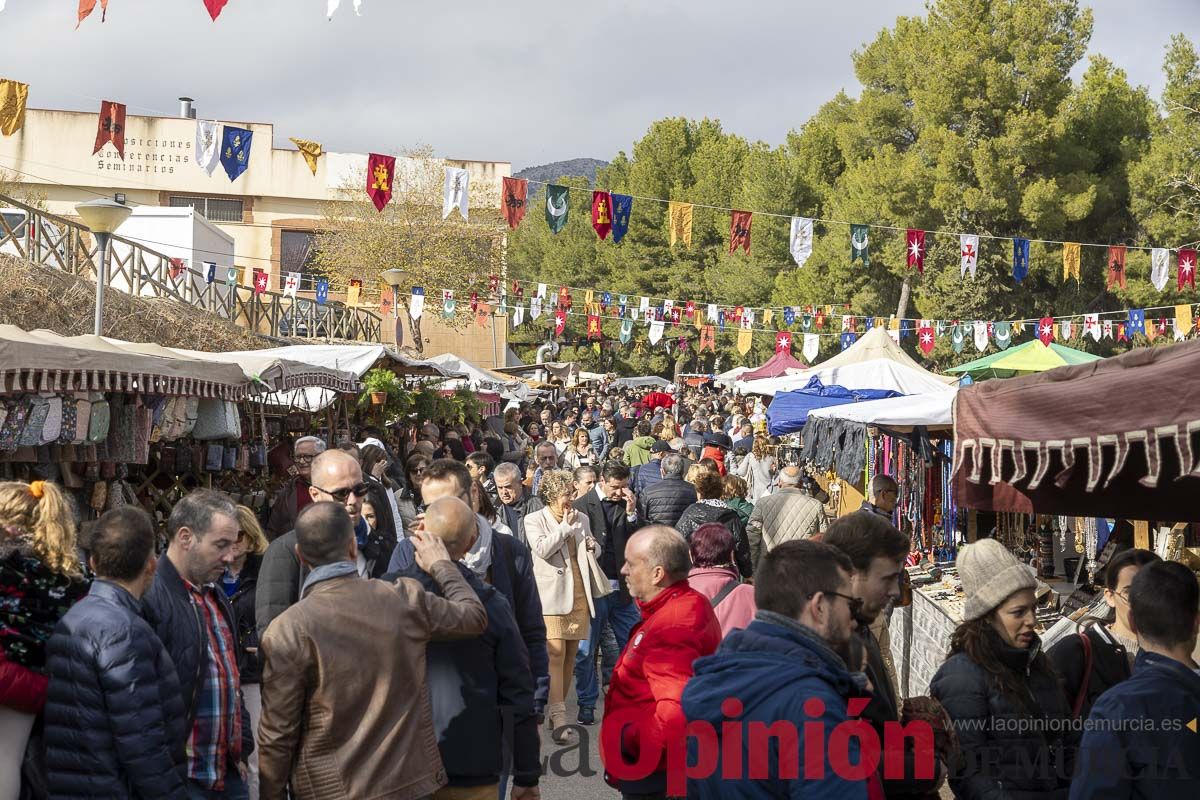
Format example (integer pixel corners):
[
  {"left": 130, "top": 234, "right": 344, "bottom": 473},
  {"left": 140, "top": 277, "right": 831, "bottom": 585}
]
[
  {"left": 545, "top": 184, "right": 569, "bottom": 234},
  {"left": 851, "top": 223, "right": 869, "bottom": 265}
]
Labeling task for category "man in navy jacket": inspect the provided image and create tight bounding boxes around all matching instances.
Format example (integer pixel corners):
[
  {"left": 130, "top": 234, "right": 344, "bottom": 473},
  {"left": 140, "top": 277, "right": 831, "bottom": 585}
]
[{"left": 1071, "top": 560, "right": 1200, "bottom": 799}]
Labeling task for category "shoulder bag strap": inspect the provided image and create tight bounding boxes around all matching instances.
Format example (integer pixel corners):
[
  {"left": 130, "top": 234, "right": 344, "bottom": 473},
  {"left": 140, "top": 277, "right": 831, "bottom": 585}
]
[
  {"left": 710, "top": 578, "right": 740, "bottom": 608},
  {"left": 1072, "top": 630, "right": 1094, "bottom": 718}
]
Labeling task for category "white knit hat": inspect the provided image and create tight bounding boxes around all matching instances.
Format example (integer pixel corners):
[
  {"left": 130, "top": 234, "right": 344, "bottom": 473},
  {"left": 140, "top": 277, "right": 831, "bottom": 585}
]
[{"left": 958, "top": 538, "right": 1039, "bottom": 621}]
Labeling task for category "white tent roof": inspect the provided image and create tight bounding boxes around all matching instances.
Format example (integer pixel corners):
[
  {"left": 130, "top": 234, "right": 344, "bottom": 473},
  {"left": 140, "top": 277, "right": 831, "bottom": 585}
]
[
  {"left": 816, "top": 326, "right": 941, "bottom": 373},
  {"left": 741, "top": 358, "right": 957, "bottom": 398},
  {"left": 424, "top": 353, "right": 520, "bottom": 388},
  {"left": 713, "top": 366, "right": 749, "bottom": 386},
  {"left": 612, "top": 376, "right": 671, "bottom": 389},
  {"left": 806, "top": 389, "right": 957, "bottom": 432}
]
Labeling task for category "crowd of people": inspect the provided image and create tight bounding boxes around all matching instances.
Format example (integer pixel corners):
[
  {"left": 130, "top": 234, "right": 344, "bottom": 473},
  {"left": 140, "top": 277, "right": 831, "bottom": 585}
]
[{"left": 0, "top": 383, "right": 1197, "bottom": 799}]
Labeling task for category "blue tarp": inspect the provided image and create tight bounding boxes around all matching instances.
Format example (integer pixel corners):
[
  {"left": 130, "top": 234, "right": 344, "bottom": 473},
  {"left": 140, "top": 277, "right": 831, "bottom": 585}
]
[{"left": 765, "top": 377, "right": 902, "bottom": 436}]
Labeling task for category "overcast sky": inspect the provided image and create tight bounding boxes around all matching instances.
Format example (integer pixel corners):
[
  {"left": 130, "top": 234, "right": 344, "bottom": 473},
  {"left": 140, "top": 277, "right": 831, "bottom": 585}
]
[{"left": 2, "top": 0, "right": 1197, "bottom": 170}]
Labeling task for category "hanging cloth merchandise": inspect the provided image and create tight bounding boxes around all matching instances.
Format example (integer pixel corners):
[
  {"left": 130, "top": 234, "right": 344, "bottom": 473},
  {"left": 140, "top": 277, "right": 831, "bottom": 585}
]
[
  {"left": 737, "top": 328, "right": 753, "bottom": 355},
  {"left": 951, "top": 324, "right": 965, "bottom": 354},
  {"left": 195, "top": 119, "right": 221, "bottom": 176},
  {"left": 803, "top": 332, "right": 820, "bottom": 362},
  {"left": 973, "top": 321, "right": 988, "bottom": 352},
  {"left": 789, "top": 217, "right": 814, "bottom": 266},
  {"left": 290, "top": 138, "right": 323, "bottom": 175},
  {"left": 649, "top": 319, "right": 665, "bottom": 345},
  {"left": 960, "top": 234, "right": 979, "bottom": 278},
  {"left": 993, "top": 321, "right": 1012, "bottom": 350},
  {"left": 1151, "top": 248, "right": 1170, "bottom": 291}
]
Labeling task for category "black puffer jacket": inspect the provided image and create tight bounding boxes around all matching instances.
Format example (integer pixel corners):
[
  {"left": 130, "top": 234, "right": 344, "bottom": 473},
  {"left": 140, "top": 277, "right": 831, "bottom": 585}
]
[
  {"left": 44, "top": 580, "right": 188, "bottom": 798},
  {"left": 1046, "top": 623, "right": 1132, "bottom": 719},
  {"left": 228, "top": 554, "right": 262, "bottom": 685},
  {"left": 637, "top": 478, "right": 696, "bottom": 528},
  {"left": 675, "top": 501, "right": 753, "bottom": 578},
  {"left": 930, "top": 636, "right": 1077, "bottom": 800}
]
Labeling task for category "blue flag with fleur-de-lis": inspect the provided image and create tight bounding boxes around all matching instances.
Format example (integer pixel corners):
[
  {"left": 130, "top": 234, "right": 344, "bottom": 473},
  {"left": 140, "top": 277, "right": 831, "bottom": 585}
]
[
  {"left": 611, "top": 194, "right": 632, "bottom": 243},
  {"left": 783, "top": 307, "right": 795, "bottom": 326},
  {"left": 1127, "top": 308, "right": 1146, "bottom": 336},
  {"left": 1013, "top": 237, "right": 1031, "bottom": 284},
  {"left": 315, "top": 279, "right": 329, "bottom": 305},
  {"left": 220, "top": 125, "right": 253, "bottom": 182}
]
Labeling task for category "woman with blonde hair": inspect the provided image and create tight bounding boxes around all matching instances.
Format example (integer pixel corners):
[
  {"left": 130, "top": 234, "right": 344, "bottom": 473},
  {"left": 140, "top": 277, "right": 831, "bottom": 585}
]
[
  {"left": 226, "top": 505, "right": 268, "bottom": 799},
  {"left": 735, "top": 434, "right": 777, "bottom": 501},
  {"left": 562, "top": 426, "right": 599, "bottom": 470},
  {"left": 0, "top": 480, "right": 88, "bottom": 799},
  {"left": 524, "top": 469, "right": 602, "bottom": 743},
  {"left": 659, "top": 414, "right": 680, "bottom": 441}
]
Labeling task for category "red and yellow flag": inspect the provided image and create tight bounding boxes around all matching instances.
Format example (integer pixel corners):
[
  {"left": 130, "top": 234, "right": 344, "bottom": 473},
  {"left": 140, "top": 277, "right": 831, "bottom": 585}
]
[
  {"left": 366, "top": 153, "right": 396, "bottom": 212},
  {"left": 592, "top": 191, "right": 613, "bottom": 240}
]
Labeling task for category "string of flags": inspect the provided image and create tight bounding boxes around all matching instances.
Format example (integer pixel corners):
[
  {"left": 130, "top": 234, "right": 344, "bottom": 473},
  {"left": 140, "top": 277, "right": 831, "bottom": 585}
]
[{"left": 57, "top": 1, "right": 366, "bottom": 26}]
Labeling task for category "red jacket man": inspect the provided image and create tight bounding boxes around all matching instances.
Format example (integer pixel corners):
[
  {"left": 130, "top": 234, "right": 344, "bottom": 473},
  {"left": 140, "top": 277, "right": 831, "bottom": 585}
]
[{"left": 601, "top": 525, "right": 722, "bottom": 798}]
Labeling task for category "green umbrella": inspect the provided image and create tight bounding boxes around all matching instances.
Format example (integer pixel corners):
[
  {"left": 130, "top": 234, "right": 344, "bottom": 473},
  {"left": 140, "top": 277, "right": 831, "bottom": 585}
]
[{"left": 947, "top": 340, "right": 1102, "bottom": 380}]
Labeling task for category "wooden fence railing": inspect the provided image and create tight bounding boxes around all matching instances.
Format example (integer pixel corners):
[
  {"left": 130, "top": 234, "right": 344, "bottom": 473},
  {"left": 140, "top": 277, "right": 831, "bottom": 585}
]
[{"left": 0, "top": 193, "right": 381, "bottom": 342}]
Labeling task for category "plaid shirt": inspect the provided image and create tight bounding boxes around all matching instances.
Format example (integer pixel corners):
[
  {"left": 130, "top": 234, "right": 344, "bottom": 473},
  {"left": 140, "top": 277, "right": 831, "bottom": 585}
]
[{"left": 185, "top": 580, "right": 242, "bottom": 790}]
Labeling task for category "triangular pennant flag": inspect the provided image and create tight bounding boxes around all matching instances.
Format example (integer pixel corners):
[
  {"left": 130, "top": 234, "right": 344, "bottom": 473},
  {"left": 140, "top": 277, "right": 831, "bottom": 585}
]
[
  {"left": 315, "top": 279, "right": 329, "bottom": 305},
  {"left": 1151, "top": 248, "right": 1170, "bottom": 291},
  {"left": 203, "top": 0, "right": 229, "bottom": 21},
  {"left": 195, "top": 120, "right": 220, "bottom": 176},
  {"left": 737, "top": 328, "right": 753, "bottom": 355},
  {"left": 168, "top": 258, "right": 186, "bottom": 281},
  {"left": 1062, "top": 242, "right": 1081, "bottom": 282},
  {"left": 1106, "top": 245, "right": 1126, "bottom": 290},
  {"left": 840, "top": 332, "right": 857, "bottom": 351},
  {"left": 951, "top": 324, "right": 965, "bottom": 353},
  {"left": 666, "top": 201, "right": 693, "bottom": 247},
  {"left": 92, "top": 100, "right": 126, "bottom": 160},
  {"left": 530, "top": 296, "right": 543, "bottom": 320},
  {"left": 283, "top": 272, "right": 300, "bottom": 298},
  {"left": 501, "top": 177, "right": 528, "bottom": 229},
  {"left": 77, "top": 0, "right": 109, "bottom": 28},
  {"left": 906, "top": 229, "right": 926, "bottom": 273},
  {"left": 649, "top": 319, "right": 665, "bottom": 345},
  {"left": 587, "top": 314, "right": 603, "bottom": 340},
  {"left": 1179, "top": 249, "right": 1198, "bottom": 290},
  {"left": 789, "top": 217, "right": 814, "bottom": 267},
  {"left": 1060, "top": 319, "right": 1073, "bottom": 341},
  {"left": 1084, "top": 313, "right": 1100, "bottom": 342},
  {"left": 729, "top": 211, "right": 748, "bottom": 255},
  {"left": 512, "top": 303, "right": 524, "bottom": 327},
  {"left": 591, "top": 191, "right": 612, "bottom": 240},
  {"left": 918, "top": 324, "right": 935, "bottom": 355},
  {"left": 443, "top": 167, "right": 470, "bottom": 220},
  {"left": 1013, "top": 237, "right": 1030, "bottom": 284},
  {"left": 960, "top": 234, "right": 979, "bottom": 279},
  {"left": 620, "top": 319, "right": 633, "bottom": 344},
  {"left": 698, "top": 325, "right": 715, "bottom": 352},
  {"left": 775, "top": 331, "right": 792, "bottom": 353},
  {"left": 1101, "top": 320, "right": 1112, "bottom": 339},
  {"left": 205, "top": 262, "right": 216, "bottom": 284},
  {"left": 409, "top": 287, "right": 425, "bottom": 320},
  {"left": 1117, "top": 322, "right": 1127, "bottom": 343},
  {"left": 1037, "top": 317, "right": 1054, "bottom": 346},
  {"left": 545, "top": 185, "right": 569, "bottom": 233},
  {"left": 850, "top": 224, "right": 869, "bottom": 265},
  {"left": 802, "top": 333, "right": 819, "bottom": 362},
  {"left": 558, "top": 285, "right": 572, "bottom": 312},
  {"left": 994, "top": 321, "right": 1012, "bottom": 350},
  {"left": 610, "top": 194, "right": 632, "bottom": 243},
  {"left": 973, "top": 321, "right": 988, "bottom": 352},
  {"left": 0, "top": 79, "right": 29, "bottom": 137},
  {"left": 225, "top": 267, "right": 239, "bottom": 287},
  {"left": 442, "top": 299, "right": 457, "bottom": 319},
  {"left": 220, "top": 126, "right": 253, "bottom": 182},
  {"left": 290, "top": 138, "right": 323, "bottom": 175}
]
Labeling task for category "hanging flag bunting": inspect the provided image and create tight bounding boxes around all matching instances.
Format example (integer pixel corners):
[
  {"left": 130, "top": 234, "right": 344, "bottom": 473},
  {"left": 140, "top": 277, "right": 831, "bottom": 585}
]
[
  {"left": 1175, "top": 304, "right": 1193, "bottom": 339},
  {"left": 530, "top": 296, "right": 543, "bottom": 320},
  {"left": 536, "top": 283, "right": 547, "bottom": 299},
  {"left": 918, "top": 324, "right": 935, "bottom": 355},
  {"left": 591, "top": 191, "right": 613, "bottom": 240},
  {"left": 741, "top": 309, "right": 754, "bottom": 330},
  {"left": 951, "top": 324, "right": 965, "bottom": 353},
  {"left": 706, "top": 303, "right": 718, "bottom": 322},
  {"left": 476, "top": 303, "right": 491, "bottom": 327},
  {"left": 1060, "top": 319, "right": 1073, "bottom": 340},
  {"left": 290, "top": 138, "right": 323, "bottom": 175},
  {"left": 512, "top": 280, "right": 524, "bottom": 300},
  {"left": 782, "top": 307, "right": 795, "bottom": 327},
  {"left": 1127, "top": 309, "right": 1146, "bottom": 337},
  {"left": 1013, "top": 237, "right": 1031, "bottom": 284},
  {"left": 1106, "top": 245, "right": 1126, "bottom": 290},
  {"left": 611, "top": 194, "right": 632, "bottom": 243},
  {"left": 789, "top": 217, "right": 814, "bottom": 267},
  {"left": 501, "top": 177, "right": 528, "bottom": 229},
  {"left": 1145, "top": 317, "right": 1159, "bottom": 343},
  {"left": 315, "top": 279, "right": 329, "bottom": 305},
  {"left": 644, "top": 306, "right": 656, "bottom": 325},
  {"left": 0, "top": 79, "right": 28, "bottom": 137},
  {"left": 733, "top": 306, "right": 745, "bottom": 326},
  {"left": 699, "top": 325, "right": 716, "bottom": 352},
  {"left": 960, "top": 234, "right": 979, "bottom": 279},
  {"left": 380, "top": 286, "right": 394, "bottom": 316},
  {"left": 802, "top": 333, "right": 820, "bottom": 362},
  {"left": 1179, "top": 248, "right": 1198, "bottom": 290},
  {"left": 729, "top": 211, "right": 752, "bottom": 255},
  {"left": 1084, "top": 313, "right": 1100, "bottom": 342},
  {"left": 669, "top": 307, "right": 682, "bottom": 325},
  {"left": 469, "top": 292, "right": 479, "bottom": 312},
  {"left": 1151, "top": 247, "right": 1170, "bottom": 291},
  {"left": 717, "top": 310, "right": 726, "bottom": 331},
  {"left": 512, "top": 303, "right": 525, "bottom": 327},
  {"left": 283, "top": 272, "right": 300, "bottom": 298},
  {"left": 684, "top": 300, "right": 694, "bottom": 319},
  {"left": 365, "top": 153, "right": 396, "bottom": 211},
  {"left": 587, "top": 314, "right": 602, "bottom": 340},
  {"left": 618, "top": 295, "right": 628, "bottom": 317},
  {"left": 668, "top": 201, "right": 693, "bottom": 247},
  {"left": 347, "top": 279, "right": 362, "bottom": 307},
  {"left": 906, "top": 229, "right": 926, "bottom": 273},
  {"left": 993, "top": 321, "right": 1012, "bottom": 350},
  {"left": 850, "top": 224, "right": 870, "bottom": 265},
  {"left": 1037, "top": 316, "right": 1054, "bottom": 346},
  {"left": 620, "top": 319, "right": 633, "bottom": 344},
  {"left": 442, "top": 298, "right": 456, "bottom": 319},
  {"left": 220, "top": 126, "right": 253, "bottom": 182},
  {"left": 204, "top": 262, "right": 216, "bottom": 284},
  {"left": 1117, "top": 322, "right": 1128, "bottom": 343},
  {"left": 1102, "top": 319, "right": 1113, "bottom": 340},
  {"left": 328, "top": 0, "right": 364, "bottom": 19},
  {"left": 840, "top": 332, "right": 856, "bottom": 351},
  {"left": 443, "top": 166, "right": 470, "bottom": 220},
  {"left": 92, "top": 100, "right": 126, "bottom": 159},
  {"left": 203, "top": 0, "right": 229, "bottom": 21},
  {"left": 224, "top": 267, "right": 238, "bottom": 287},
  {"left": 488, "top": 273, "right": 500, "bottom": 294},
  {"left": 557, "top": 285, "right": 572, "bottom": 311},
  {"left": 973, "top": 321, "right": 988, "bottom": 352},
  {"left": 1062, "top": 242, "right": 1081, "bottom": 282},
  {"left": 737, "top": 328, "right": 753, "bottom": 355},
  {"left": 762, "top": 309, "right": 774, "bottom": 327},
  {"left": 168, "top": 258, "right": 186, "bottom": 281},
  {"left": 840, "top": 315, "right": 851, "bottom": 333},
  {"left": 814, "top": 310, "right": 825, "bottom": 330},
  {"left": 409, "top": 287, "right": 425, "bottom": 320},
  {"left": 775, "top": 331, "right": 791, "bottom": 353},
  {"left": 195, "top": 120, "right": 220, "bottom": 176},
  {"left": 649, "top": 319, "right": 665, "bottom": 345},
  {"left": 77, "top": 0, "right": 108, "bottom": 28},
  {"left": 545, "top": 184, "right": 569, "bottom": 233},
  {"left": 253, "top": 269, "right": 269, "bottom": 295}
]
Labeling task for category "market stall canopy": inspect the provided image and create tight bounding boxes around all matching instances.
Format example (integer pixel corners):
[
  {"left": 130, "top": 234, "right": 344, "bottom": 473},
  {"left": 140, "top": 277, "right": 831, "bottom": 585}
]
[
  {"left": 954, "top": 338, "right": 1200, "bottom": 520},
  {"left": 817, "top": 326, "right": 949, "bottom": 375},
  {"left": 806, "top": 389, "right": 957, "bottom": 433},
  {"left": 166, "top": 346, "right": 362, "bottom": 394},
  {"left": 713, "top": 366, "right": 749, "bottom": 386},
  {"left": 738, "top": 350, "right": 807, "bottom": 381},
  {"left": 612, "top": 376, "right": 671, "bottom": 389},
  {"left": 947, "top": 340, "right": 1102, "bottom": 379},
  {"left": 0, "top": 325, "right": 251, "bottom": 399},
  {"left": 424, "top": 353, "right": 521, "bottom": 389},
  {"left": 765, "top": 377, "right": 901, "bottom": 436},
  {"left": 742, "top": 358, "right": 956, "bottom": 398}
]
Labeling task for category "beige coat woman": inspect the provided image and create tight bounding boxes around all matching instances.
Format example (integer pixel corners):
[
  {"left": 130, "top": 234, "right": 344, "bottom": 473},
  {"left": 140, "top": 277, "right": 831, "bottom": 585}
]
[{"left": 526, "top": 505, "right": 601, "bottom": 619}]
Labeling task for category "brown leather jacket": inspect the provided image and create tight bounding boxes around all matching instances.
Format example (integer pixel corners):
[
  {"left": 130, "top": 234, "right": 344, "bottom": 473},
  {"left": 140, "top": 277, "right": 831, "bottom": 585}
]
[{"left": 256, "top": 562, "right": 488, "bottom": 800}]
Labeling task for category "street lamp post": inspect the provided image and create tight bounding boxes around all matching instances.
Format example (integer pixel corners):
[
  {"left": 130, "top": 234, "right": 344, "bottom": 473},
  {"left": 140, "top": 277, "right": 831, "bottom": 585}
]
[
  {"left": 75, "top": 198, "right": 132, "bottom": 336},
  {"left": 379, "top": 268, "right": 408, "bottom": 347}
]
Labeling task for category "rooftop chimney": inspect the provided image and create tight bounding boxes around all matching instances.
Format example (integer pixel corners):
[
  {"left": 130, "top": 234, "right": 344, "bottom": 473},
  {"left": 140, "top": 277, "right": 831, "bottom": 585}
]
[{"left": 179, "top": 97, "right": 196, "bottom": 119}]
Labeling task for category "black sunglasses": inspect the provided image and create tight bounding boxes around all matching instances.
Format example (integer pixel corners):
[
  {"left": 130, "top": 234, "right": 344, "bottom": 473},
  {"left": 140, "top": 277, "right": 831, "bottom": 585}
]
[
  {"left": 312, "top": 482, "right": 371, "bottom": 502},
  {"left": 815, "top": 591, "right": 865, "bottom": 618}
]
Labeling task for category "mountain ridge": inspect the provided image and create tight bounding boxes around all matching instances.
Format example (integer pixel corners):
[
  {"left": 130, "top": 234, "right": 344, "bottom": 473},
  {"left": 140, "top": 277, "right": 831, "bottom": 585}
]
[{"left": 514, "top": 158, "right": 609, "bottom": 187}]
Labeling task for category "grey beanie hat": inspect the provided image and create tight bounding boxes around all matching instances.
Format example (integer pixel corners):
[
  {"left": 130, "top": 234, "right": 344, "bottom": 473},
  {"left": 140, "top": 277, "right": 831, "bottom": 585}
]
[{"left": 958, "top": 538, "right": 1039, "bottom": 621}]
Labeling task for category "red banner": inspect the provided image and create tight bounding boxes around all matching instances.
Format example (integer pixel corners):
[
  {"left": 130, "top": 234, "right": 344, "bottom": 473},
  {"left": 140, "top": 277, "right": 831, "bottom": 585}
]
[
  {"left": 592, "top": 191, "right": 613, "bottom": 240},
  {"left": 366, "top": 153, "right": 396, "bottom": 212},
  {"left": 729, "top": 210, "right": 752, "bottom": 254},
  {"left": 501, "top": 177, "right": 528, "bottom": 229},
  {"left": 92, "top": 100, "right": 126, "bottom": 159}
]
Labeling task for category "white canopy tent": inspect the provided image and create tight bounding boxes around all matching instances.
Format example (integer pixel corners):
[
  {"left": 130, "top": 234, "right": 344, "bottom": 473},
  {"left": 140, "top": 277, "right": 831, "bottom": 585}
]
[
  {"left": 423, "top": 352, "right": 536, "bottom": 403},
  {"left": 805, "top": 389, "right": 958, "bottom": 432},
  {"left": 741, "top": 359, "right": 957, "bottom": 398},
  {"left": 713, "top": 366, "right": 749, "bottom": 386},
  {"left": 612, "top": 376, "right": 671, "bottom": 389}
]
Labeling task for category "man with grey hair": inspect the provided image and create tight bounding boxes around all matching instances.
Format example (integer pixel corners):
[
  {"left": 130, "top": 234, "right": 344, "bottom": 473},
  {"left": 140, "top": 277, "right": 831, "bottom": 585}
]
[
  {"left": 863, "top": 473, "right": 899, "bottom": 520},
  {"left": 636, "top": 452, "right": 697, "bottom": 528},
  {"left": 266, "top": 435, "right": 327, "bottom": 541},
  {"left": 746, "top": 464, "right": 827, "bottom": 571},
  {"left": 530, "top": 439, "right": 560, "bottom": 496},
  {"left": 602, "top": 526, "right": 721, "bottom": 798},
  {"left": 144, "top": 489, "right": 252, "bottom": 797},
  {"left": 494, "top": 461, "right": 544, "bottom": 545}
]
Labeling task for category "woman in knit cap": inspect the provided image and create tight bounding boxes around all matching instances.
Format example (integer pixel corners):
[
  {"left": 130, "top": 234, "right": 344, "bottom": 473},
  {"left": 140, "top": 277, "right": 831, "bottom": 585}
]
[{"left": 929, "top": 538, "right": 1076, "bottom": 799}]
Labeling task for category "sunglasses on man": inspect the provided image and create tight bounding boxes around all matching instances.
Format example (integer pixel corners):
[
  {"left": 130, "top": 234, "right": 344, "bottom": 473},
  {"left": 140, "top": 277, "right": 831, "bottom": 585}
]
[{"left": 312, "top": 482, "right": 371, "bottom": 503}]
